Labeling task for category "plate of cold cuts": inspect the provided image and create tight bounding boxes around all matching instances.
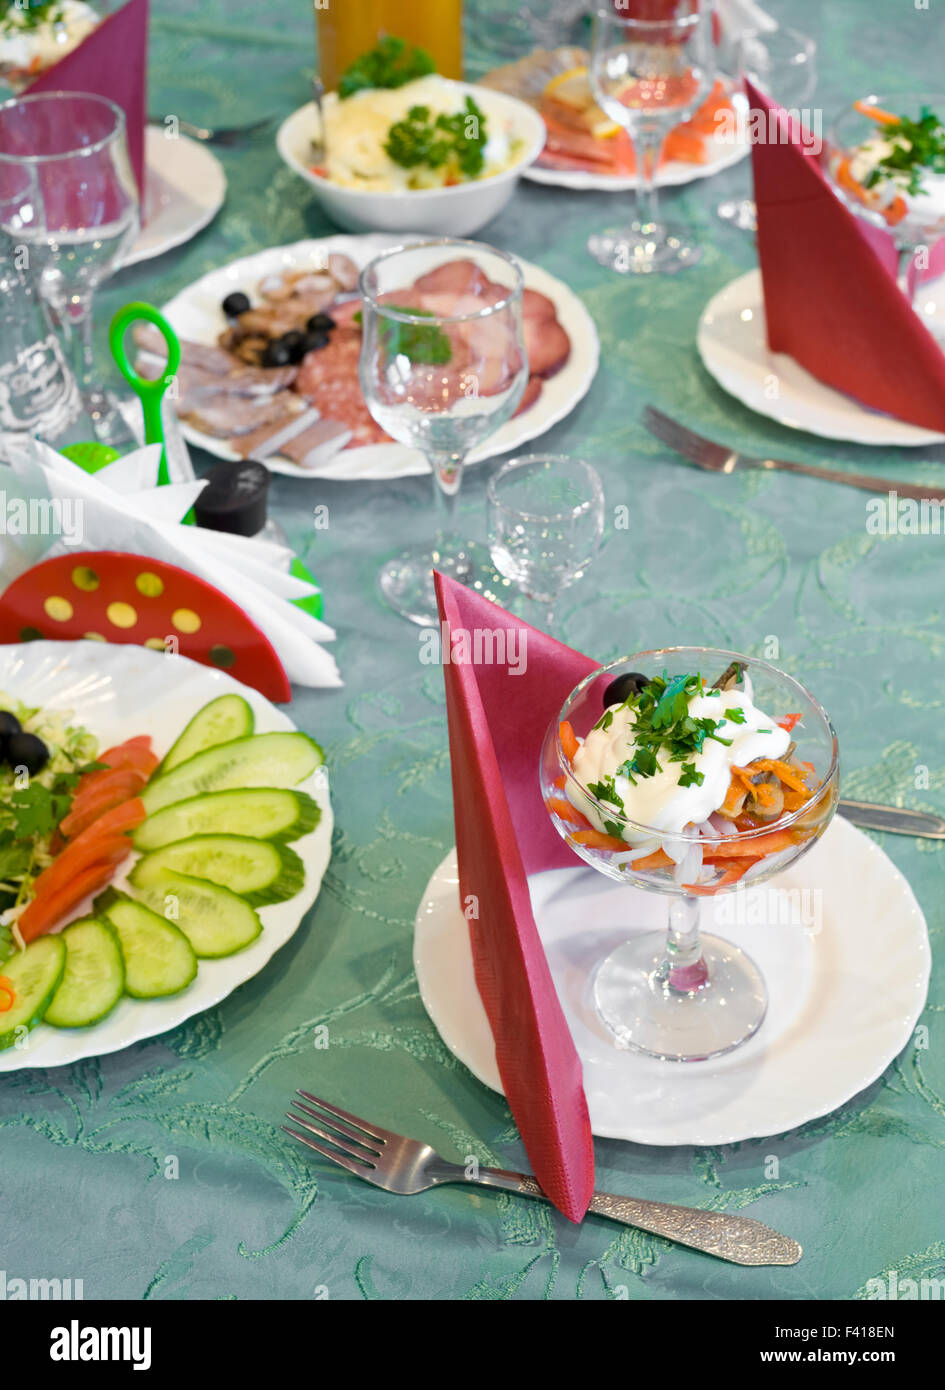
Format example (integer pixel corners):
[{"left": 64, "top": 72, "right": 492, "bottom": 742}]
[{"left": 149, "top": 234, "right": 599, "bottom": 482}]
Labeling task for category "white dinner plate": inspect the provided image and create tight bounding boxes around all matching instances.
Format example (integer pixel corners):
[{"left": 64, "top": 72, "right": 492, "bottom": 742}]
[
  {"left": 525, "top": 92, "right": 750, "bottom": 192},
  {"left": 0, "top": 640, "right": 332, "bottom": 1072},
  {"left": 122, "top": 126, "right": 227, "bottom": 268},
  {"left": 413, "top": 816, "right": 930, "bottom": 1146},
  {"left": 161, "top": 234, "right": 600, "bottom": 482},
  {"left": 697, "top": 268, "right": 945, "bottom": 448}
]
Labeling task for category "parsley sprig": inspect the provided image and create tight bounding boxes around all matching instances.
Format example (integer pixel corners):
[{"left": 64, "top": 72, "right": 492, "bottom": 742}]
[
  {"left": 594, "top": 671, "right": 738, "bottom": 793},
  {"left": 863, "top": 106, "right": 945, "bottom": 197},
  {"left": 338, "top": 36, "right": 435, "bottom": 100},
  {"left": 385, "top": 96, "right": 489, "bottom": 179}
]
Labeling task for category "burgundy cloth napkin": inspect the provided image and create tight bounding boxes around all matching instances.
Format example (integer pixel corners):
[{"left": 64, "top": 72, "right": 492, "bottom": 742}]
[
  {"left": 747, "top": 79, "right": 945, "bottom": 434},
  {"left": 433, "top": 571, "right": 598, "bottom": 1222},
  {"left": 28, "top": 0, "right": 148, "bottom": 201}
]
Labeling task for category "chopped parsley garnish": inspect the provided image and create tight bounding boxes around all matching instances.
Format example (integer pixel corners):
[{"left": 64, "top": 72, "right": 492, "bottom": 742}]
[
  {"left": 604, "top": 670, "right": 740, "bottom": 787},
  {"left": 338, "top": 36, "right": 435, "bottom": 100},
  {"left": 594, "top": 709, "right": 614, "bottom": 732},
  {"left": 587, "top": 777, "right": 624, "bottom": 811},
  {"left": 723, "top": 707, "right": 747, "bottom": 724},
  {"left": 862, "top": 106, "right": 945, "bottom": 197},
  {"left": 603, "top": 819, "right": 625, "bottom": 839},
  {"left": 385, "top": 96, "right": 489, "bottom": 179}
]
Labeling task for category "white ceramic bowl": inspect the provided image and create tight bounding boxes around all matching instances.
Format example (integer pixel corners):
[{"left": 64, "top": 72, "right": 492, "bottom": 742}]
[{"left": 276, "top": 80, "right": 546, "bottom": 236}]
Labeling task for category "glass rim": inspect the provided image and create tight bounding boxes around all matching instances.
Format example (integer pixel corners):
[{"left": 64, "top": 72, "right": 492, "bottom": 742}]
[
  {"left": 737, "top": 25, "right": 817, "bottom": 61},
  {"left": 357, "top": 237, "right": 525, "bottom": 326},
  {"left": 0, "top": 90, "right": 126, "bottom": 163},
  {"left": 552, "top": 646, "right": 840, "bottom": 846},
  {"left": 592, "top": 4, "right": 703, "bottom": 31},
  {"left": 828, "top": 92, "right": 945, "bottom": 148},
  {"left": 487, "top": 454, "right": 604, "bottom": 522}
]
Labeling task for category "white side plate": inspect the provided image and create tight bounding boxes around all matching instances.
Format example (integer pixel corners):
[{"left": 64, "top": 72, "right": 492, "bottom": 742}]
[
  {"left": 123, "top": 126, "right": 227, "bottom": 268},
  {"left": 698, "top": 268, "right": 945, "bottom": 447},
  {"left": 413, "top": 816, "right": 930, "bottom": 1145}
]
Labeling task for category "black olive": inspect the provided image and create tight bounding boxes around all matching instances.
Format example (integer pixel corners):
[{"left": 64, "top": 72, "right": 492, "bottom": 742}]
[
  {"left": 222, "top": 291, "right": 251, "bottom": 318},
  {"left": 604, "top": 672, "right": 649, "bottom": 708},
  {"left": 300, "top": 331, "right": 330, "bottom": 355},
  {"left": 262, "top": 339, "right": 293, "bottom": 368},
  {"left": 279, "top": 330, "right": 308, "bottom": 363},
  {"left": 306, "top": 312, "right": 336, "bottom": 333},
  {"left": 0, "top": 710, "right": 21, "bottom": 741},
  {"left": 6, "top": 731, "right": 49, "bottom": 776}
]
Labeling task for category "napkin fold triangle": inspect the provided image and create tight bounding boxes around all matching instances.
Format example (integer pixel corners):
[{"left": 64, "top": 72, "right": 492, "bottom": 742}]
[
  {"left": 433, "top": 571, "right": 597, "bottom": 1222},
  {"left": 747, "top": 80, "right": 945, "bottom": 433},
  {"left": 28, "top": 0, "right": 148, "bottom": 200}
]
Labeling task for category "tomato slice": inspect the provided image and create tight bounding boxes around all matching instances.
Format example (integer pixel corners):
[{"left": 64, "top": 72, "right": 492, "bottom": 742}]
[
  {"left": 29, "top": 798, "right": 145, "bottom": 906},
  {"left": 18, "top": 845, "right": 133, "bottom": 943}
]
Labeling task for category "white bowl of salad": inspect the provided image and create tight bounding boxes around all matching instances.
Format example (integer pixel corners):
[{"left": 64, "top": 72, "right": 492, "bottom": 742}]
[{"left": 276, "top": 38, "right": 545, "bottom": 236}]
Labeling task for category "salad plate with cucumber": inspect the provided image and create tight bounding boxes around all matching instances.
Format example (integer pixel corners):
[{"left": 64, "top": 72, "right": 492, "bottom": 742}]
[{"left": 0, "top": 640, "right": 332, "bottom": 1071}]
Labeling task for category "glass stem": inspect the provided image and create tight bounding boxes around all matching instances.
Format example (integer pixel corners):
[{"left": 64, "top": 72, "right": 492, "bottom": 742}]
[
  {"left": 57, "top": 292, "right": 98, "bottom": 397},
  {"left": 430, "top": 452, "right": 464, "bottom": 541},
  {"left": 664, "top": 893, "right": 709, "bottom": 993},
  {"left": 634, "top": 127, "right": 667, "bottom": 231},
  {"left": 895, "top": 243, "right": 917, "bottom": 306}
]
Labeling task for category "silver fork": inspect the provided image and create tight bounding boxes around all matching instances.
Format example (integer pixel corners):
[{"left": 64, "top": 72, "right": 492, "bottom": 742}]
[
  {"left": 283, "top": 1091, "right": 802, "bottom": 1266},
  {"left": 643, "top": 404, "right": 945, "bottom": 502},
  {"left": 148, "top": 114, "right": 275, "bottom": 145}
]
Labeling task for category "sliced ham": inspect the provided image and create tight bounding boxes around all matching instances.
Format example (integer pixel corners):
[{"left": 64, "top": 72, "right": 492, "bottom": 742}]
[
  {"left": 522, "top": 288, "right": 557, "bottom": 322},
  {"left": 411, "top": 259, "right": 488, "bottom": 296},
  {"left": 524, "top": 316, "right": 570, "bottom": 378},
  {"left": 513, "top": 377, "right": 543, "bottom": 416},
  {"left": 294, "top": 333, "right": 390, "bottom": 446},
  {"left": 327, "top": 253, "right": 360, "bottom": 291}
]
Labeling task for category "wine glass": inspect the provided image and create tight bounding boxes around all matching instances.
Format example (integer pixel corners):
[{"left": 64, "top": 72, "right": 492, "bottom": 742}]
[
  {"left": 0, "top": 91, "right": 140, "bottom": 447},
  {"left": 486, "top": 454, "right": 605, "bottom": 630},
  {"left": 540, "top": 648, "right": 839, "bottom": 1060},
  {"left": 718, "top": 27, "right": 818, "bottom": 233},
  {"left": 587, "top": 0, "right": 714, "bottom": 274},
  {"left": 826, "top": 94, "right": 945, "bottom": 342},
  {"left": 359, "top": 239, "right": 528, "bottom": 627}
]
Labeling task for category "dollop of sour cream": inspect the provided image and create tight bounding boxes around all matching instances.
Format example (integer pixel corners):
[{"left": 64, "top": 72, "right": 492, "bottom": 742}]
[
  {"left": 569, "top": 680, "right": 791, "bottom": 845},
  {"left": 849, "top": 133, "right": 945, "bottom": 233}
]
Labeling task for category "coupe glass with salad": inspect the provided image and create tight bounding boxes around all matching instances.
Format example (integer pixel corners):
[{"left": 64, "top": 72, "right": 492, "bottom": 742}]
[
  {"left": 540, "top": 648, "right": 838, "bottom": 1061},
  {"left": 827, "top": 95, "right": 945, "bottom": 335}
]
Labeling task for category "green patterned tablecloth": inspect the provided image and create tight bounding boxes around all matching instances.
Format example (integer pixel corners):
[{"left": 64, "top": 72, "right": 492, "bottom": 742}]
[{"left": 4, "top": 0, "right": 945, "bottom": 1301}]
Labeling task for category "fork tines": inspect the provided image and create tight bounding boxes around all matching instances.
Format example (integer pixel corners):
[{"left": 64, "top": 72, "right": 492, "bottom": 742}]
[{"left": 282, "top": 1090, "right": 385, "bottom": 1177}]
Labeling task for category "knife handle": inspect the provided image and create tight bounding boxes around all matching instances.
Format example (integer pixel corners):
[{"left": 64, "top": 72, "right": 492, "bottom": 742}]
[{"left": 839, "top": 799, "right": 945, "bottom": 838}]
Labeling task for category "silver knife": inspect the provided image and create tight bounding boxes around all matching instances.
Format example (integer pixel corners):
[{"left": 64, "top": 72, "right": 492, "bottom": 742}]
[{"left": 839, "top": 799, "right": 945, "bottom": 839}]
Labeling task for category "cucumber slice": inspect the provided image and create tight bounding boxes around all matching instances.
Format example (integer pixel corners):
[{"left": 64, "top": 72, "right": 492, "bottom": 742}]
[
  {"left": 133, "top": 836, "right": 304, "bottom": 908},
  {"left": 142, "top": 732, "right": 323, "bottom": 815},
  {"left": 127, "top": 865, "right": 262, "bottom": 958},
  {"left": 44, "top": 918, "right": 125, "bottom": 1028},
  {"left": 0, "top": 936, "right": 66, "bottom": 1050},
  {"left": 133, "top": 788, "right": 320, "bottom": 851},
  {"left": 104, "top": 895, "right": 198, "bottom": 999},
  {"left": 161, "top": 694, "right": 254, "bottom": 774}
]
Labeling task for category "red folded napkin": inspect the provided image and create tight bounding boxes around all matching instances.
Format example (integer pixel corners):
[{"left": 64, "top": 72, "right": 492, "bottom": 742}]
[
  {"left": 747, "top": 79, "right": 945, "bottom": 434},
  {"left": 433, "top": 571, "right": 597, "bottom": 1223},
  {"left": 28, "top": 0, "right": 148, "bottom": 201}
]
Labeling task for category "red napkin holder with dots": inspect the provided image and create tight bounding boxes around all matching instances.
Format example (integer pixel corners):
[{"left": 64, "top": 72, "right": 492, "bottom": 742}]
[{"left": 0, "top": 551, "right": 291, "bottom": 702}]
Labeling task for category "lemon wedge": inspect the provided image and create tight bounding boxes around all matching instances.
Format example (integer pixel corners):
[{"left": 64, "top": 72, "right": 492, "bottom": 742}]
[{"left": 542, "top": 65, "right": 620, "bottom": 138}]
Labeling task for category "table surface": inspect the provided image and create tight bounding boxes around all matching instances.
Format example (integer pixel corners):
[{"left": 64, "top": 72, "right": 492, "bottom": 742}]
[{"left": 5, "top": 0, "right": 945, "bottom": 1301}]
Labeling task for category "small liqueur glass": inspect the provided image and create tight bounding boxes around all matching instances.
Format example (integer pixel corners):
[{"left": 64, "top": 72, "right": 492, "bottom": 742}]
[
  {"left": 540, "top": 648, "right": 839, "bottom": 1061},
  {"left": 486, "top": 454, "right": 605, "bottom": 630}
]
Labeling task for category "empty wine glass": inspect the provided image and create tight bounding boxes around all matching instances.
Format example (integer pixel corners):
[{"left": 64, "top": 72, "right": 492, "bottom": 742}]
[
  {"left": 0, "top": 91, "right": 140, "bottom": 447},
  {"left": 486, "top": 454, "right": 605, "bottom": 629},
  {"left": 359, "top": 239, "right": 528, "bottom": 627},
  {"left": 718, "top": 27, "right": 817, "bottom": 233},
  {"left": 588, "top": 0, "right": 714, "bottom": 274}
]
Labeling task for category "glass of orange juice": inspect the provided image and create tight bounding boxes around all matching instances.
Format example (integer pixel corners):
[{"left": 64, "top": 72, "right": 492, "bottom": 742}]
[{"left": 315, "top": 0, "right": 463, "bottom": 90}]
